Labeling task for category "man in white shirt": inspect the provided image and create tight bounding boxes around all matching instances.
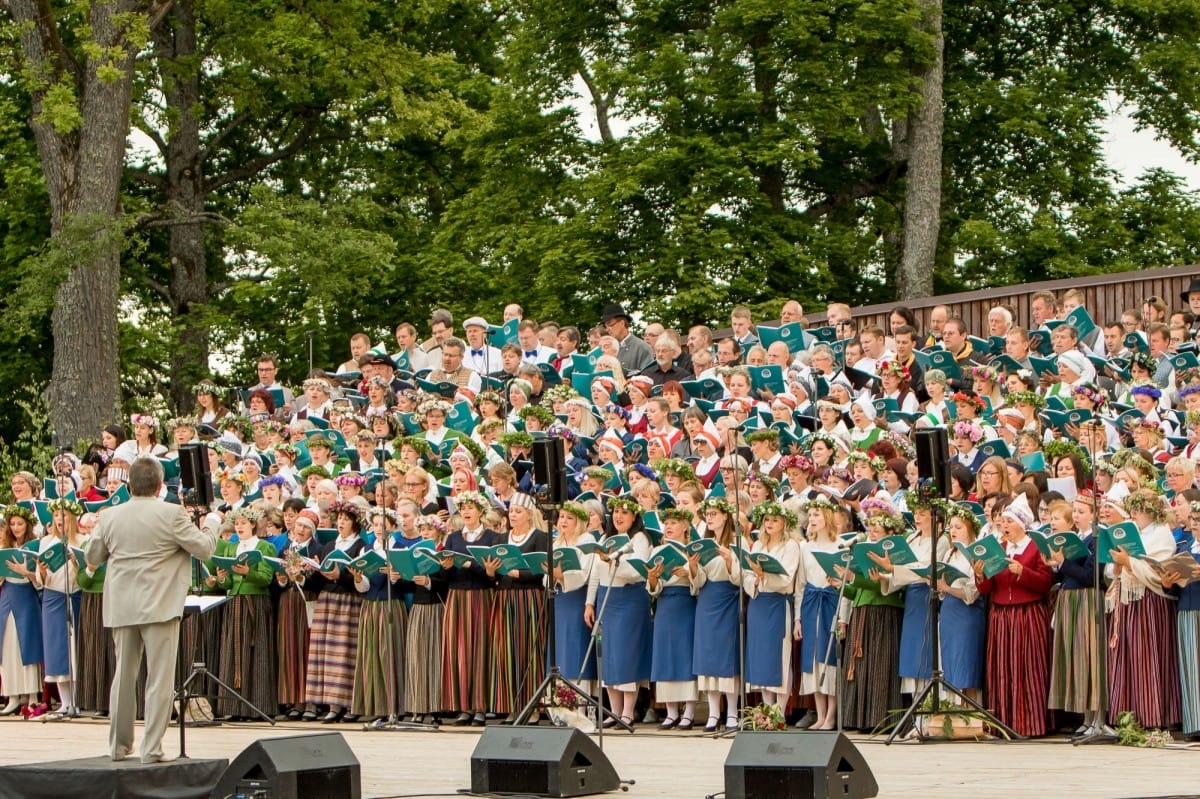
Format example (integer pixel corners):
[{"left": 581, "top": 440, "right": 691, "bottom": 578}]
[
  {"left": 391, "top": 322, "right": 428, "bottom": 372},
  {"left": 516, "top": 320, "right": 555, "bottom": 365},
  {"left": 462, "top": 316, "right": 501, "bottom": 376}
]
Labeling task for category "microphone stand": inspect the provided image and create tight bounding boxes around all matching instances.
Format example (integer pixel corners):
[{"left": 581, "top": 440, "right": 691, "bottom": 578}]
[
  {"left": 1074, "top": 474, "right": 1117, "bottom": 744},
  {"left": 576, "top": 545, "right": 636, "bottom": 745},
  {"left": 886, "top": 491, "right": 1019, "bottom": 742}
]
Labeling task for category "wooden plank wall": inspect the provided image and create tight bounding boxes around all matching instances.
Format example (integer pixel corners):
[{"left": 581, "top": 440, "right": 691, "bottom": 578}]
[{"left": 802, "top": 264, "right": 1200, "bottom": 337}]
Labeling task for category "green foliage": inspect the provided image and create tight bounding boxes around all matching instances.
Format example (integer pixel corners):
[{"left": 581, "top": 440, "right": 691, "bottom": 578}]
[
  {"left": 1115, "top": 710, "right": 1173, "bottom": 748},
  {"left": 0, "top": 383, "right": 58, "bottom": 492}
]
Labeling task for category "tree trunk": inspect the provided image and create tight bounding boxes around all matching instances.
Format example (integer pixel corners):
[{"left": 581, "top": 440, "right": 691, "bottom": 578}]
[
  {"left": 897, "top": 0, "right": 943, "bottom": 300},
  {"left": 5, "top": 0, "right": 147, "bottom": 445},
  {"left": 156, "top": 0, "right": 211, "bottom": 414}
]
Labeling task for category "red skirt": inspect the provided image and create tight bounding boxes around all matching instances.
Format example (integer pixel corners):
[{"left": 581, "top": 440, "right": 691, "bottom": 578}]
[
  {"left": 985, "top": 601, "right": 1050, "bottom": 737},
  {"left": 1107, "top": 591, "right": 1180, "bottom": 729}
]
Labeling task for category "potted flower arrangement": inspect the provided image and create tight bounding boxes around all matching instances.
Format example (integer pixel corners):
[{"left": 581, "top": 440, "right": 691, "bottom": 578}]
[
  {"left": 546, "top": 684, "right": 595, "bottom": 732},
  {"left": 740, "top": 702, "right": 786, "bottom": 731}
]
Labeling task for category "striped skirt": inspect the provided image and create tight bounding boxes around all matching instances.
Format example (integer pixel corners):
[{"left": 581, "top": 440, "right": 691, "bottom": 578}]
[
  {"left": 216, "top": 594, "right": 278, "bottom": 717},
  {"left": 986, "top": 601, "right": 1051, "bottom": 737},
  {"left": 1048, "top": 587, "right": 1100, "bottom": 713},
  {"left": 441, "top": 588, "right": 494, "bottom": 712},
  {"left": 352, "top": 599, "right": 408, "bottom": 717},
  {"left": 1107, "top": 591, "right": 1180, "bottom": 729},
  {"left": 405, "top": 603, "right": 444, "bottom": 714},
  {"left": 490, "top": 587, "right": 546, "bottom": 714},
  {"left": 1179, "top": 609, "right": 1200, "bottom": 734},
  {"left": 305, "top": 592, "right": 363, "bottom": 708},
  {"left": 76, "top": 593, "right": 113, "bottom": 712},
  {"left": 842, "top": 604, "right": 902, "bottom": 732},
  {"left": 276, "top": 589, "right": 311, "bottom": 705}
]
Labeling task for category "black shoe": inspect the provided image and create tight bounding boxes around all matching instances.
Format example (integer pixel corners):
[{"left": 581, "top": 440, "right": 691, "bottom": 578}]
[
  {"left": 602, "top": 716, "right": 617, "bottom": 729},
  {"left": 287, "top": 708, "right": 303, "bottom": 721},
  {"left": 300, "top": 710, "right": 317, "bottom": 722},
  {"left": 472, "top": 713, "right": 486, "bottom": 726},
  {"left": 704, "top": 717, "right": 719, "bottom": 733},
  {"left": 660, "top": 717, "right": 678, "bottom": 730},
  {"left": 452, "top": 712, "right": 472, "bottom": 726},
  {"left": 321, "top": 709, "right": 344, "bottom": 724},
  {"left": 341, "top": 714, "right": 359, "bottom": 724},
  {"left": 677, "top": 717, "right": 694, "bottom": 730}
]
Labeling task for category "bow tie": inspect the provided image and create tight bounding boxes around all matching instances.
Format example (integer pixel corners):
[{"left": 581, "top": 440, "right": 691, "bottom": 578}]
[
  {"left": 525, "top": 351, "right": 538, "bottom": 358},
  {"left": 471, "top": 349, "right": 484, "bottom": 357}
]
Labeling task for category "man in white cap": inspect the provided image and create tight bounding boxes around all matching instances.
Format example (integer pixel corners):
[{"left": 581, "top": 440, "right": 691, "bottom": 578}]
[{"left": 462, "top": 316, "right": 501, "bottom": 375}]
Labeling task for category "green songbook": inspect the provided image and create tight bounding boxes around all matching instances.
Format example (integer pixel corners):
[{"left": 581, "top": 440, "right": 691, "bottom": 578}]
[
  {"left": 685, "top": 537, "right": 721, "bottom": 567},
  {"left": 910, "top": 561, "right": 970, "bottom": 586},
  {"left": 552, "top": 547, "right": 583, "bottom": 572},
  {"left": 468, "top": 544, "right": 531, "bottom": 573},
  {"left": 1029, "top": 530, "right": 1089, "bottom": 561},
  {"left": 740, "top": 550, "right": 789, "bottom": 576},
  {"left": 811, "top": 548, "right": 858, "bottom": 581},
  {"left": 0, "top": 548, "right": 38, "bottom": 579},
  {"left": 627, "top": 543, "right": 689, "bottom": 579},
  {"left": 386, "top": 543, "right": 442, "bottom": 580},
  {"left": 415, "top": 547, "right": 476, "bottom": 570},
  {"left": 955, "top": 536, "right": 1009, "bottom": 578},
  {"left": 577, "top": 535, "right": 629, "bottom": 556},
  {"left": 346, "top": 549, "right": 387, "bottom": 576},
  {"left": 851, "top": 535, "right": 917, "bottom": 576},
  {"left": 1098, "top": 521, "right": 1146, "bottom": 563},
  {"left": 319, "top": 549, "right": 353, "bottom": 572}
]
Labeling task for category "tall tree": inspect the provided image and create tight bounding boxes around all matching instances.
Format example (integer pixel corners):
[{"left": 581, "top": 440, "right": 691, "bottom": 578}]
[{"left": 0, "top": 0, "right": 168, "bottom": 443}]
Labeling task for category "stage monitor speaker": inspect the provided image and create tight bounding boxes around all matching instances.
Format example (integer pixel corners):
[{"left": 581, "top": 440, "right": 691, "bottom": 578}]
[
  {"left": 471, "top": 726, "right": 620, "bottom": 798},
  {"left": 178, "top": 442, "right": 215, "bottom": 507},
  {"left": 209, "top": 733, "right": 360, "bottom": 799},
  {"left": 724, "top": 731, "right": 878, "bottom": 799},
  {"left": 531, "top": 437, "right": 569, "bottom": 504},
  {"left": 914, "top": 427, "right": 951, "bottom": 500}
]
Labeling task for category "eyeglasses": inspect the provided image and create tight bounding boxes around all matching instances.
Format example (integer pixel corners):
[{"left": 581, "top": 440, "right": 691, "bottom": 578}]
[{"left": 404, "top": 481, "right": 425, "bottom": 488}]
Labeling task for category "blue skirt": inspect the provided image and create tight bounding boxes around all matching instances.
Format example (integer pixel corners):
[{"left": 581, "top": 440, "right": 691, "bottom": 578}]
[
  {"left": 41, "top": 589, "right": 82, "bottom": 676},
  {"left": 596, "top": 584, "right": 651, "bottom": 685},
  {"left": 746, "top": 592, "right": 789, "bottom": 688},
  {"left": 940, "top": 594, "right": 986, "bottom": 690},
  {"left": 898, "top": 583, "right": 934, "bottom": 680},
  {"left": 693, "top": 580, "right": 740, "bottom": 678},
  {"left": 0, "top": 580, "right": 43, "bottom": 666},
  {"left": 799, "top": 585, "right": 839, "bottom": 672},
  {"left": 554, "top": 586, "right": 596, "bottom": 681},
  {"left": 651, "top": 587, "right": 696, "bottom": 683}
]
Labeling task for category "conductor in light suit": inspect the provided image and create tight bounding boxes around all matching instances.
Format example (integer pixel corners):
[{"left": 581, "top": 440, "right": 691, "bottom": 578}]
[{"left": 85, "top": 458, "right": 219, "bottom": 764}]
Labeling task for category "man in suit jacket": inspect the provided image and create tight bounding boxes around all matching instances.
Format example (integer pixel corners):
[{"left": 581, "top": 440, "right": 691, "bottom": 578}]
[{"left": 86, "top": 457, "right": 219, "bottom": 764}]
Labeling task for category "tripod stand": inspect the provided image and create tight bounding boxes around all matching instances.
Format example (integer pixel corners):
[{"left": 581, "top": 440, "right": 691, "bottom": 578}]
[
  {"left": 885, "top": 499, "right": 1019, "bottom": 743},
  {"left": 515, "top": 504, "right": 625, "bottom": 738}
]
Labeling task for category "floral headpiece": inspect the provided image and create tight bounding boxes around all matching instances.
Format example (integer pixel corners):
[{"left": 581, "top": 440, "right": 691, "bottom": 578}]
[
  {"left": 302, "top": 377, "right": 331, "bottom": 393},
  {"left": 217, "top": 415, "right": 254, "bottom": 441},
  {"left": 868, "top": 513, "right": 908, "bottom": 534},
  {"left": 541, "top": 385, "right": 578, "bottom": 407},
  {"left": 970, "top": 364, "right": 999, "bottom": 384},
  {"left": 559, "top": 502, "right": 590, "bottom": 523},
  {"left": 365, "top": 506, "right": 399, "bottom": 524},
  {"left": 1129, "top": 351, "right": 1156, "bottom": 373},
  {"left": 1187, "top": 409, "right": 1200, "bottom": 428},
  {"left": 46, "top": 497, "right": 84, "bottom": 517},
  {"left": 846, "top": 451, "right": 886, "bottom": 473},
  {"left": 939, "top": 500, "right": 980, "bottom": 532},
  {"left": 335, "top": 473, "right": 367, "bottom": 487},
  {"left": 4, "top": 504, "right": 36, "bottom": 527},
  {"left": 654, "top": 458, "right": 697, "bottom": 482},
  {"left": 744, "top": 429, "right": 781, "bottom": 445},
  {"left": 306, "top": 435, "right": 335, "bottom": 451},
  {"left": 398, "top": 436, "right": 434, "bottom": 456},
  {"left": 878, "top": 429, "right": 916, "bottom": 461},
  {"left": 860, "top": 495, "right": 898, "bottom": 518},
  {"left": 780, "top": 454, "right": 814, "bottom": 473},
  {"left": 194, "top": 380, "right": 223, "bottom": 396},
  {"left": 475, "top": 390, "right": 504, "bottom": 409},
  {"left": 1043, "top": 438, "right": 1092, "bottom": 472},
  {"left": 1007, "top": 390, "right": 1044, "bottom": 409},
  {"left": 417, "top": 399, "right": 453, "bottom": 417},
  {"left": 229, "top": 505, "right": 265, "bottom": 524},
  {"left": 1072, "top": 382, "right": 1106, "bottom": 407},
  {"left": 952, "top": 420, "right": 984, "bottom": 444},
  {"left": 604, "top": 403, "right": 631, "bottom": 421},
  {"left": 328, "top": 500, "right": 363, "bottom": 521},
  {"left": 804, "top": 430, "right": 841, "bottom": 453},
  {"left": 744, "top": 472, "right": 780, "bottom": 495},
  {"left": 801, "top": 496, "right": 839, "bottom": 514},
  {"left": 477, "top": 418, "right": 506, "bottom": 435},
  {"left": 130, "top": 413, "right": 159, "bottom": 430},
  {"left": 1124, "top": 416, "right": 1161, "bottom": 434},
  {"left": 699, "top": 497, "right": 738, "bottom": 517},
  {"left": 415, "top": 515, "right": 449, "bottom": 535},
  {"left": 1124, "top": 490, "right": 1167, "bottom": 523},
  {"left": 1130, "top": 381, "right": 1161, "bottom": 400},
  {"left": 499, "top": 431, "right": 535, "bottom": 449},
  {"left": 170, "top": 416, "right": 199, "bottom": 432},
  {"left": 877, "top": 360, "right": 911, "bottom": 381},
  {"left": 1179, "top": 380, "right": 1200, "bottom": 400},
  {"left": 950, "top": 392, "right": 986, "bottom": 412},
  {"left": 606, "top": 496, "right": 642, "bottom": 517},
  {"left": 298, "top": 465, "right": 332, "bottom": 481},
  {"left": 453, "top": 490, "right": 490, "bottom": 512},
  {"left": 546, "top": 422, "right": 577, "bottom": 442},
  {"left": 518, "top": 405, "right": 556, "bottom": 426},
  {"left": 660, "top": 507, "right": 694, "bottom": 523},
  {"left": 751, "top": 501, "right": 799, "bottom": 530}
]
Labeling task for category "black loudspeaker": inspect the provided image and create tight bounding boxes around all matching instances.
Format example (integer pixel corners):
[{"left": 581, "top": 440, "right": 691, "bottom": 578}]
[
  {"left": 914, "top": 427, "right": 951, "bottom": 500},
  {"left": 724, "top": 731, "right": 878, "bottom": 799},
  {"left": 470, "top": 726, "right": 620, "bottom": 798},
  {"left": 209, "top": 733, "right": 360, "bottom": 799},
  {"left": 531, "top": 438, "right": 569, "bottom": 504},
  {"left": 178, "top": 442, "right": 215, "bottom": 507}
]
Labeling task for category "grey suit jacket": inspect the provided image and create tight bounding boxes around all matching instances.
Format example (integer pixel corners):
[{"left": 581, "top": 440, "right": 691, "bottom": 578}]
[{"left": 85, "top": 496, "right": 218, "bottom": 628}]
